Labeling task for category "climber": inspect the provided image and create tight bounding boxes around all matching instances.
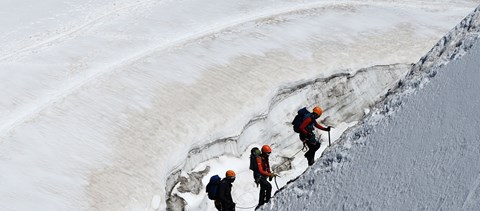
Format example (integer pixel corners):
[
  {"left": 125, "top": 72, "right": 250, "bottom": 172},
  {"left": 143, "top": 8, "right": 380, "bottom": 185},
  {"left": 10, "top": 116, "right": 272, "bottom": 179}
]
[
  {"left": 255, "top": 145, "right": 278, "bottom": 208},
  {"left": 293, "top": 106, "right": 331, "bottom": 166},
  {"left": 215, "top": 170, "right": 236, "bottom": 211}
]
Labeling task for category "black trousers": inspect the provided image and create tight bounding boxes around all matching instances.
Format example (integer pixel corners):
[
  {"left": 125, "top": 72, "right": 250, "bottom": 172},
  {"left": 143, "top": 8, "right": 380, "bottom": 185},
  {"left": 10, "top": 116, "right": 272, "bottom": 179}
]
[
  {"left": 258, "top": 177, "right": 272, "bottom": 206},
  {"left": 300, "top": 133, "right": 321, "bottom": 165},
  {"left": 215, "top": 200, "right": 235, "bottom": 211},
  {"left": 305, "top": 141, "right": 320, "bottom": 165}
]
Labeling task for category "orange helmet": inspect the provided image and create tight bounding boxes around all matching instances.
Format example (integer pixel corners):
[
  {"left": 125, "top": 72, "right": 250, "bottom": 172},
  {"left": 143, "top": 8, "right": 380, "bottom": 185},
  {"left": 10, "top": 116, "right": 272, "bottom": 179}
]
[
  {"left": 261, "top": 145, "right": 272, "bottom": 154},
  {"left": 226, "top": 170, "right": 236, "bottom": 178},
  {"left": 313, "top": 106, "right": 323, "bottom": 116}
]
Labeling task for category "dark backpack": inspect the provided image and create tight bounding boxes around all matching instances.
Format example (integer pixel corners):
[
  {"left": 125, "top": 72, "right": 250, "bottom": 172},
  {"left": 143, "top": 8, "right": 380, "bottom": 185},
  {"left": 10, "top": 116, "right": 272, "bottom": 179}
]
[
  {"left": 292, "top": 107, "right": 311, "bottom": 133},
  {"left": 206, "top": 175, "right": 221, "bottom": 200},
  {"left": 249, "top": 147, "right": 261, "bottom": 179}
]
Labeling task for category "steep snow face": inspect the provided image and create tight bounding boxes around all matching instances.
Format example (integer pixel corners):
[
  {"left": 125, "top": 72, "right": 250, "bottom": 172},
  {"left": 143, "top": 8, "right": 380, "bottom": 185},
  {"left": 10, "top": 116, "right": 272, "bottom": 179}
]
[
  {"left": 0, "top": 1, "right": 479, "bottom": 211},
  {"left": 172, "top": 64, "right": 409, "bottom": 210},
  {"left": 263, "top": 5, "right": 480, "bottom": 211}
]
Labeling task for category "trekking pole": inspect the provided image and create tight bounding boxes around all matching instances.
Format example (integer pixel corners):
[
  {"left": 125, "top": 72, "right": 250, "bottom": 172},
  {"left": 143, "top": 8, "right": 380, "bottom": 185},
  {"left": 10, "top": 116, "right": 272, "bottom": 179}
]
[
  {"left": 327, "top": 126, "right": 334, "bottom": 146},
  {"left": 328, "top": 130, "right": 331, "bottom": 146}
]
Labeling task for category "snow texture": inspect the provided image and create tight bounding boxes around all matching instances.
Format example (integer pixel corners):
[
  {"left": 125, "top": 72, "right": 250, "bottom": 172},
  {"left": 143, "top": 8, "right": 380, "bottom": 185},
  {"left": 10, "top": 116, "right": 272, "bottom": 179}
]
[
  {"left": 0, "top": 1, "right": 479, "bottom": 211},
  {"left": 263, "top": 5, "right": 480, "bottom": 211}
]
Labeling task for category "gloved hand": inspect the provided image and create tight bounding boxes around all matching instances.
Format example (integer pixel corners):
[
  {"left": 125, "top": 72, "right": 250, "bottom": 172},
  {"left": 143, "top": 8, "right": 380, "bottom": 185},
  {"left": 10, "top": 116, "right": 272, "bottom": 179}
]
[
  {"left": 325, "top": 126, "right": 331, "bottom": 131},
  {"left": 269, "top": 172, "right": 278, "bottom": 180}
]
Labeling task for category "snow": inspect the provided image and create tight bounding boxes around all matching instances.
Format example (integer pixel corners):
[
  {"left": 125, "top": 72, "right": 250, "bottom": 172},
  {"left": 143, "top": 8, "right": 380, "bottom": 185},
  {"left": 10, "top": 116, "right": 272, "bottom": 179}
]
[
  {"left": 263, "top": 5, "right": 480, "bottom": 210},
  {"left": 0, "top": 0, "right": 479, "bottom": 211}
]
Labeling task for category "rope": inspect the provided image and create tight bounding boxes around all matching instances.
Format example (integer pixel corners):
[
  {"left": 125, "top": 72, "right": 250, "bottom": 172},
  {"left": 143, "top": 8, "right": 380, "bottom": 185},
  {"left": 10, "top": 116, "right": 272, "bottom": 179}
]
[
  {"left": 274, "top": 176, "right": 279, "bottom": 190},
  {"left": 233, "top": 193, "right": 258, "bottom": 209},
  {"left": 235, "top": 176, "right": 280, "bottom": 210},
  {"left": 272, "top": 142, "right": 307, "bottom": 172},
  {"left": 270, "top": 135, "right": 325, "bottom": 189},
  {"left": 233, "top": 148, "right": 299, "bottom": 210},
  {"left": 235, "top": 130, "right": 334, "bottom": 209},
  {"left": 236, "top": 204, "right": 257, "bottom": 209}
]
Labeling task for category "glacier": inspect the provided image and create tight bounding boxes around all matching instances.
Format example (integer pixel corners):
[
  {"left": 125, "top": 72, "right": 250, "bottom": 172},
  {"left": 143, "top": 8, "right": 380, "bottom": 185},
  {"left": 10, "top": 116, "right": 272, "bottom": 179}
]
[
  {"left": 262, "top": 4, "right": 480, "bottom": 211},
  {"left": 0, "top": 1, "right": 479, "bottom": 211}
]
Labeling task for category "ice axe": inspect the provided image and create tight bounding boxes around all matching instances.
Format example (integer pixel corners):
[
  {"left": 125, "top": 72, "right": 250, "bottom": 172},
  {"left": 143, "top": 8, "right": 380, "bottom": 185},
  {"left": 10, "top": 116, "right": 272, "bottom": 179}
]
[
  {"left": 328, "top": 126, "right": 334, "bottom": 146},
  {"left": 328, "top": 130, "right": 331, "bottom": 146},
  {"left": 321, "top": 117, "right": 334, "bottom": 146}
]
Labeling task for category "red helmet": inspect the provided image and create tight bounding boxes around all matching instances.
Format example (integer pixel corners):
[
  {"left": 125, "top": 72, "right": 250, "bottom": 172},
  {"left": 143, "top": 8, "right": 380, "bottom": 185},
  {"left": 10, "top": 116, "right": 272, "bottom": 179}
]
[
  {"left": 313, "top": 106, "right": 323, "bottom": 116},
  {"left": 261, "top": 145, "right": 272, "bottom": 154}
]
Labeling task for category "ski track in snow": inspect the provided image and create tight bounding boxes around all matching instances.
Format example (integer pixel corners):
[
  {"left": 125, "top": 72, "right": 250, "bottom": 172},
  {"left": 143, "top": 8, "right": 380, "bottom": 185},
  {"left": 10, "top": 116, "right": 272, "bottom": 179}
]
[
  {"left": 0, "top": 1, "right": 345, "bottom": 135},
  {"left": 0, "top": 0, "right": 439, "bottom": 136},
  {"left": 0, "top": 1, "right": 155, "bottom": 62},
  {"left": 1, "top": 0, "right": 461, "bottom": 61}
]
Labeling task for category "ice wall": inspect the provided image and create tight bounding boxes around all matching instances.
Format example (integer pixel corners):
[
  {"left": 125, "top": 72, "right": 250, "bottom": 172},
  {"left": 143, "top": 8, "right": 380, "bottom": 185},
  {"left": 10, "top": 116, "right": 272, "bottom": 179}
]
[
  {"left": 170, "top": 63, "right": 409, "bottom": 210},
  {"left": 263, "top": 4, "right": 480, "bottom": 210}
]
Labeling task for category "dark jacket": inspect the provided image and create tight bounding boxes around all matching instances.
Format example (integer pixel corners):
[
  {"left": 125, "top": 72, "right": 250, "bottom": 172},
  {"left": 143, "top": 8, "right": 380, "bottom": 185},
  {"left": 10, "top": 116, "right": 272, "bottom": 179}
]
[{"left": 216, "top": 179, "right": 235, "bottom": 210}]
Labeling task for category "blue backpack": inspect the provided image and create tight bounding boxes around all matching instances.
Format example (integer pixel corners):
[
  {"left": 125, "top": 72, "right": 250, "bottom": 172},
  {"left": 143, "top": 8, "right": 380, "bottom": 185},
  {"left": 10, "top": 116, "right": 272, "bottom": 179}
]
[
  {"left": 292, "top": 107, "right": 311, "bottom": 133},
  {"left": 206, "top": 175, "right": 221, "bottom": 200}
]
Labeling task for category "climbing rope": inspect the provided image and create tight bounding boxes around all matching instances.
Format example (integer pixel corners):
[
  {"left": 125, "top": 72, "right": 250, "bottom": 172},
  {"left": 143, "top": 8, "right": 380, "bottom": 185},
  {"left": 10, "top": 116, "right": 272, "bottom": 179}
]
[
  {"left": 268, "top": 142, "right": 309, "bottom": 192},
  {"left": 236, "top": 204, "right": 257, "bottom": 209},
  {"left": 233, "top": 192, "right": 258, "bottom": 209},
  {"left": 234, "top": 130, "right": 334, "bottom": 210},
  {"left": 272, "top": 141, "right": 308, "bottom": 172},
  {"left": 233, "top": 145, "right": 305, "bottom": 210},
  {"left": 274, "top": 176, "right": 279, "bottom": 190}
]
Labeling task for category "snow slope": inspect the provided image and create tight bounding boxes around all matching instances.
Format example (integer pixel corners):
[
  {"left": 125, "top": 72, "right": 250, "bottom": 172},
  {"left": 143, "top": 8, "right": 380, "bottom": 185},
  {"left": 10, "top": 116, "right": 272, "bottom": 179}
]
[
  {"left": 264, "top": 5, "right": 480, "bottom": 211},
  {"left": 0, "top": 1, "right": 479, "bottom": 211}
]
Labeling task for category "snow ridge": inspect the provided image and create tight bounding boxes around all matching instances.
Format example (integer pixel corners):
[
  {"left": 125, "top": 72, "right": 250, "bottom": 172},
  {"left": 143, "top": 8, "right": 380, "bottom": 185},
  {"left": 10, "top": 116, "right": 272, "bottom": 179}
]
[
  {"left": 323, "top": 3, "right": 480, "bottom": 178},
  {"left": 262, "top": 4, "right": 480, "bottom": 210},
  {"left": 375, "top": 4, "right": 480, "bottom": 121}
]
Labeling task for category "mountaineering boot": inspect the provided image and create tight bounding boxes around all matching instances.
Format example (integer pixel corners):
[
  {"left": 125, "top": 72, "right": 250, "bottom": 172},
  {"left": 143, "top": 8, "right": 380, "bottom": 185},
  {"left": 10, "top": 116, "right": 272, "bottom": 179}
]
[
  {"left": 304, "top": 152, "right": 313, "bottom": 166},
  {"left": 307, "top": 156, "right": 314, "bottom": 166}
]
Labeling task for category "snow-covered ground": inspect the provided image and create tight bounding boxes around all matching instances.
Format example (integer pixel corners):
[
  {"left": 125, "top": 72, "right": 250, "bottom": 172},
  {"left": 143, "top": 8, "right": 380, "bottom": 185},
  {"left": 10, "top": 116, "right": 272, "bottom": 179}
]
[
  {"left": 0, "top": 0, "right": 479, "bottom": 211},
  {"left": 263, "top": 6, "right": 480, "bottom": 210}
]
